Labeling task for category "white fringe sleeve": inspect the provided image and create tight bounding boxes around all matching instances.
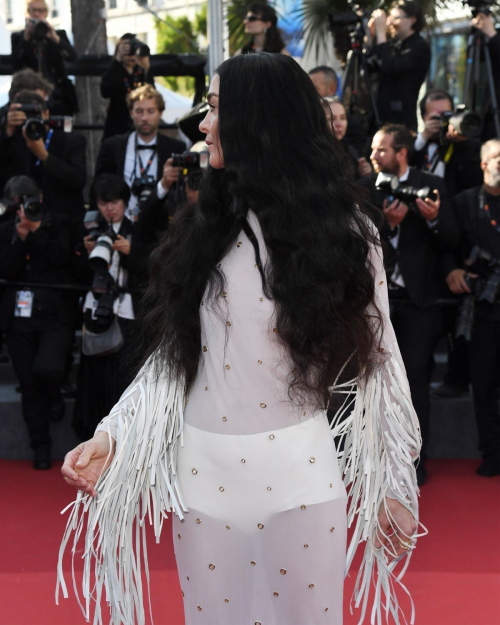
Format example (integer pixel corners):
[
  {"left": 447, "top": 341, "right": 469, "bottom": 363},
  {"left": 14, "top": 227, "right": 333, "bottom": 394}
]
[
  {"left": 56, "top": 356, "right": 187, "bottom": 625},
  {"left": 329, "top": 235, "right": 427, "bottom": 625}
]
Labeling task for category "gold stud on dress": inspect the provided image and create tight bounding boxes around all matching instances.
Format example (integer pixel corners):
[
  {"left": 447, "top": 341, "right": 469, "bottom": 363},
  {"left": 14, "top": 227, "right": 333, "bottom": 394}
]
[
  {"left": 260, "top": 403, "right": 267, "bottom": 409},
  {"left": 258, "top": 523, "right": 264, "bottom": 529},
  {"left": 251, "top": 561, "right": 256, "bottom": 566},
  {"left": 309, "top": 457, "right": 315, "bottom": 463},
  {"left": 309, "top": 583, "right": 315, "bottom": 589},
  {"left": 209, "top": 564, "right": 215, "bottom": 570},
  {"left": 225, "top": 364, "right": 231, "bottom": 370},
  {"left": 280, "top": 568, "right": 287, "bottom": 575},
  {"left": 241, "top": 459, "right": 246, "bottom": 463},
  {"left": 197, "top": 606, "right": 202, "bottom": 611},
  {"left": 330, "top": 527, "right": 335, "bottom": 532},
  {"left": 301, "top": 505, "right": 306, "bottom": 510},
  {"left": 258, "top": 360, "right": 263, "bottom": 364},
  {"left": 225, "top": 599, "right": 229, "bottom": 603},
  {"left": 203, "top": 346, "right": 207, "bottom": 352},
  {"left": 227, "top": 321, "right": 231, "bottom": 326},
  {"left": 192, "top": 469, "right": 198, "bottom": 475},
  {"left": 226, "top": 525, "right": 230, "bottom": 530},
  {"left": 269, "top": 434, "right": 275, "bottom": 440},
  {"left": 267, "top": 487, "right": 272, "bottom": 491},
  {"left": 273, "top": 592, "right": 279, "bottom": 597},
  {"left": 178, "top": 534, "right": 181, "bottom": 539},
  {"left": 237, "top": 242, "right": 242, "bottom": 247},
  {"left": 222, "top": 416, "right": 227, "bottom": 422},
  {"left": 196, "top": 519, "right": 201, "bottom": 524},
  {"left": 304, "top": 544, "right": 309, "bottom": 548},
  {"left": 219, "top": 487, "right": 225, "bottom": 492}
]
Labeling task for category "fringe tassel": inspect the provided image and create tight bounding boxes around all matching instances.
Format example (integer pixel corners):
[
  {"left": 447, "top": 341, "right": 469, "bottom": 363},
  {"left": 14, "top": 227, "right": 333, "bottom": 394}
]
[
  {"left": 330, "top": 352, "right": 428, "bottom": 625},
  {"left": 56, "top": 360, "right": 187, "bottom": 625}
]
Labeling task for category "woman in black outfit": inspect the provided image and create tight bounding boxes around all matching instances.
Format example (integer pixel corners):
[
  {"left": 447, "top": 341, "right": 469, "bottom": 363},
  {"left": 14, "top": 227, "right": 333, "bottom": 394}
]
[
  {"left": 236, "top": 4, "right": 289, "bottom": 55},
  {"left": 101, "top": 34, "right": 155, "bottom": 139},
  {"left": 72, "top": 175, "right": 147, "bottom": 440}
]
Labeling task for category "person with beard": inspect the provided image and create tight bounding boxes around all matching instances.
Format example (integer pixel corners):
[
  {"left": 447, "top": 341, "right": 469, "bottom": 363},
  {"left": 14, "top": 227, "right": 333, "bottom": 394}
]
[
  {"left": 358, "top": 124, "right": 459, "bottom": 485},
  {"left": 443, "top": 139, "right": 500, "bottom": 477},
  {"left": 95, "top": 85, "right": 185, "bottom": 241}
]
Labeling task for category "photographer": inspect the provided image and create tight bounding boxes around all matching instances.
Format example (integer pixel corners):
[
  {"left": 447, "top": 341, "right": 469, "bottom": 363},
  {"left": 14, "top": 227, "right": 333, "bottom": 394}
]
[
  {"left": 444, "top": 139, "right": 500, "bottom": 477},
  {"left": 11, "top": 0, "right": 78, "bottom": 116},
  {"left": 471, "top": 10, "right": 500, "bottom": 141},
  {"left": 0, "top": 176, "right": 77, "bottom": 470},
  {"left": 369, "top": 1, "right": 431, "bottom": 130},
  {"left": 95, "top": 85, "right": 185, "bottom": 235},
  {"left": 101, "top": 33, "right": 155, "bottom": 140},
  {"left": 0, "top": 90, "right": 86, "bottom": 224},
  {"left": 413, "top": 90, "right": 483, "bottom": 197},
  {"left": 72, "top": 174, "right": 147, "bottom": 440},
  {"left": 0, "top": 69, "right": 53, "bottom": 132},
  {"left": 358, "top": 123, "right": 459, "bottom": 484}
]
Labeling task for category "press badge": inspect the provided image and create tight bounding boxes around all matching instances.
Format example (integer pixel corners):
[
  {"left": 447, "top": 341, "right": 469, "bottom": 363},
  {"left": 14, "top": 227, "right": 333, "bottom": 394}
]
[{"left": 14, "top": 290, "right": 34, "bottom": 318}]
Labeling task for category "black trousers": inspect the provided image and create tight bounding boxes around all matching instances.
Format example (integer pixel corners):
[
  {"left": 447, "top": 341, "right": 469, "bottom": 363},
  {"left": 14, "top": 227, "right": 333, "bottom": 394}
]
[
  {"left": 390, "top": 298, "right": 443, "bottom": 456},
  {"left": 6, "top": 314, "right": 75, "bottom": 452},
  {"left": 469, "top": 311, "right": 500, "bottom": 461}
]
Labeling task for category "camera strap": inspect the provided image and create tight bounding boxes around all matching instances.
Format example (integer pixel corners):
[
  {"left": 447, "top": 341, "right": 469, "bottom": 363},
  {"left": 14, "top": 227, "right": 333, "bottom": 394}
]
[{"left": 34, "top": 128, "right": 53, "bottom": 167}]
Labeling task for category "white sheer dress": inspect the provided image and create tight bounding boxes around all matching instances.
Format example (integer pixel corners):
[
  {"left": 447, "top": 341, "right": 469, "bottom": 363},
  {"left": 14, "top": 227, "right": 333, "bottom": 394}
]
[{"left": 57, "top": 210, "right": 421, "bottom": 625}]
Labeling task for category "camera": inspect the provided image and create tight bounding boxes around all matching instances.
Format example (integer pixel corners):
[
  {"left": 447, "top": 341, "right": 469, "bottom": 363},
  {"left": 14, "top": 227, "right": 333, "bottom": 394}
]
[
  {"left": 83, "top": 210, "right": 119, "bottom": 273},
  {"left": 0, "top": 195, "right": 43, "bottom": 222},
  {"left": 127, "top": 37, "right": 150, "bottom": 58},
  {"left": 329, "top": 0, "right": 371, "bottom": 29},
  {"left": 131, "top": 174, "right": 156, "bottom": 206},
  {"left": 463, "top": 0, "right": 498, "bottom": 17},
  {"left": 456, "top": 246, "right": 500, "bottom": 339},
  {"left": 24, "top": 115, "right": 73, "bottom": 141},
  {"left": 436, "top": 105, "right": 482, "bottom": 139},
  {"left": 171, "top": 151, "right": 209, "bottom": 171},
  {"left": 27, "top": 17, "right": 50, "bottom": 42},
  {"left": 375, "top": 172, "right": 436, "bottom": 205}
]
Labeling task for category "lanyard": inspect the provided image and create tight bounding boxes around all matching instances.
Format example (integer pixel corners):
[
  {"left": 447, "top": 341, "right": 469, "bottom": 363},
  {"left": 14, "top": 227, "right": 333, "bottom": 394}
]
[
  {"left": 134, "top": 134, "right": 156, "bottom": 180},
  {"left": 479, "top": 185, "right": 500, "bottom": 235},
  {"left": 35, "top": 128, "right": 53, "bottom": 167}
]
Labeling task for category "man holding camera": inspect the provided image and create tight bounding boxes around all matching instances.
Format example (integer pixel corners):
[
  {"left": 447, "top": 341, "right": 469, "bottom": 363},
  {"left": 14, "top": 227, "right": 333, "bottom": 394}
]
[
  {"left": 95, "top": 85, "right": 185, "bottom": 236},
  {"left": 444, "top": 139, "right": 500, "bottom": 477},
  {"left": 471, "top": 10, "right": 500, "bottom": 141},
  {"left": 0, "top": 90, "right": 86, "bottom": 224},
  {"left": 0, "top": 176, "right": 77, "bottom": 470},
  {"left": 11, "top": 0, "right": 78, "bottom": 116},
  {"left": 101, "top": 33, "right": 155, "bottom": 140},
  {"left": 413, "top": 90, "right": 483, "bottom": 198},
  {"left": 369, "top": 1, "right": 431, "bottom": 131},
  {"left": 358, "top": 124, "right": 459, "bottom": 484}
]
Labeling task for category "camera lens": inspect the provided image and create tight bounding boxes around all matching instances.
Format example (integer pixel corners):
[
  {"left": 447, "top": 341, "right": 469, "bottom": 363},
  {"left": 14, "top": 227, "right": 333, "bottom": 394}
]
[{"left": 24, "top": 118, "right": 45, "bottom": 141}]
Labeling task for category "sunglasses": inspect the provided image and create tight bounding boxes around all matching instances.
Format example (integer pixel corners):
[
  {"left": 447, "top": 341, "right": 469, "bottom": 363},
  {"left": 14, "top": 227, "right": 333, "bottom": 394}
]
[{"left": 245, "top": 15, "right": 263, "bottom": 22}]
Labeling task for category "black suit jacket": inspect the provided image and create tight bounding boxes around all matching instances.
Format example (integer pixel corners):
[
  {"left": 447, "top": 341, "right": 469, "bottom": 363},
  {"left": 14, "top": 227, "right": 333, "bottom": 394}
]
[
  {"left": 11, "top": 30, "right": 78, "bottom": 115},
  {"left": 101, "top": 60, "right": 155, "bottom": 139},
  {"left": 412, "top": 138, "right": 483, "bottom": 199},
  {"left": 373, "top": 33, "right": 431, "bottom": 130},
  {"left": 357, "top": 168, "right": 459, "bottom": 308},
  {"left": 95, "top": 130, "right": 186, "bottom": 240},
  {"left": 0, "top": 128, "right": 87, "bottom": 223},
  {"left": 0, "top": 212, "right": 77, "bottom": 331}
]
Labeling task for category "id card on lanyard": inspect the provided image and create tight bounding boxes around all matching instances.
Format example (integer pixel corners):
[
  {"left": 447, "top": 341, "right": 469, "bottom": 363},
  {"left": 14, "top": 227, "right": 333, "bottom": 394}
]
[
  {"left": 35, "top": 128, "right": 53, "bottom": 167},
  {"left": 15, "top": 290, "right": 34, "bottom": 318}
]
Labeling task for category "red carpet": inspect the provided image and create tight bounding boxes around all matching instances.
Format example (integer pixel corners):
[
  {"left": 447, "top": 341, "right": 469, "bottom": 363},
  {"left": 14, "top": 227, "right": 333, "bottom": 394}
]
[{"left": 0, "top": 459, "right": 499, "bottom": 625}]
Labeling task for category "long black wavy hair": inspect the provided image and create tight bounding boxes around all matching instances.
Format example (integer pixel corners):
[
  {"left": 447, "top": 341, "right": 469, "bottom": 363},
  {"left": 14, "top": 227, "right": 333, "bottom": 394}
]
[
  {"left": 241, "top": 4, "right": 286, "bottom": 54},
  {"left": 141, "top": 53, "right": 382, "bottom": 408}
]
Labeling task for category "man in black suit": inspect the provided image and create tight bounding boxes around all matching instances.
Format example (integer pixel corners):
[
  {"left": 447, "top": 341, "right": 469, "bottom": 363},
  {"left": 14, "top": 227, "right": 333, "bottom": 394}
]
[
  {"left": 369, "top": 1, "right": 431, "bottom": 131},
  {"left": 11, "top": 0, "right": 78, "bottom": 116},
  {"left": 0, "top": 177, "right": 77, "bottom": 470},
  {"left": 443, "top": 139, "right": 500, "bottom": 477},
  {"left": 358, "top": 124, "right": 459, "bottom": 485},
  {"left": 95, "top": 84, "right": 186, "bottom": 239},
  {"left": 0, "top": 90, "right": 86, "bottom": 224}
]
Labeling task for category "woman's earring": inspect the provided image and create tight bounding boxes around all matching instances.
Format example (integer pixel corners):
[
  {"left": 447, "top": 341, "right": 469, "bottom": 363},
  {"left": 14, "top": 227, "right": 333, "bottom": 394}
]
[{"left": 263, "top": 28, "right": 267, "bottom": 34}]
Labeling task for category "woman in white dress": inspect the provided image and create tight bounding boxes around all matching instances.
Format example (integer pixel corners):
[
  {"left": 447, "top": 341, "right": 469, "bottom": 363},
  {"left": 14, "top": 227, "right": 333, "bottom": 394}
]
[{"left": 58, "top": 54, "right": 424, "bottom": 625}]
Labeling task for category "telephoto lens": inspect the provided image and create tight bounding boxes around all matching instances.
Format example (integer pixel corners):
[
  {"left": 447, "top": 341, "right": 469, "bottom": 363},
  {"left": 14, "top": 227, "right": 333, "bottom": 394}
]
[{"left": 22, "top": 195, "right": 43, "bottom": 222}]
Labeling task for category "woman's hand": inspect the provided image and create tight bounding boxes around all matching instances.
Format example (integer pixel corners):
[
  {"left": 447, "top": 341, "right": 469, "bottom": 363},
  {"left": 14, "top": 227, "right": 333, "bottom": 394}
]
[
  {"left": 375, "top": 497, "right": 418, "bottom": 560},
  {"left": 61, "top": 431, "right": 115, "bottom": 498}
]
